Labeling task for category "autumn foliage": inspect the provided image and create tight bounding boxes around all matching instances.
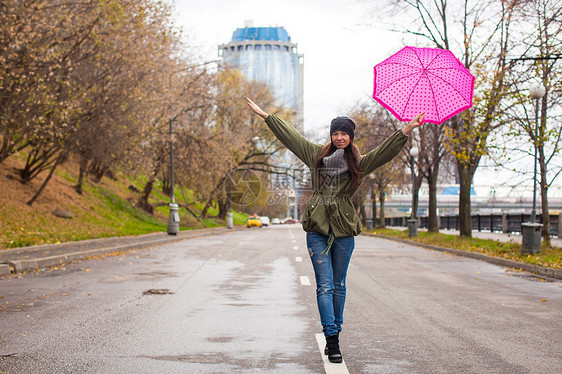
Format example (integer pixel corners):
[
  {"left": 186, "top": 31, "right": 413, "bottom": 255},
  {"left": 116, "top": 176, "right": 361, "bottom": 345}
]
[
  {"left": 0, "top": 0, "right": 296, "bottom": 230},
  {"left": 1, "top": 0, "right": 184, "bottom": 203}
]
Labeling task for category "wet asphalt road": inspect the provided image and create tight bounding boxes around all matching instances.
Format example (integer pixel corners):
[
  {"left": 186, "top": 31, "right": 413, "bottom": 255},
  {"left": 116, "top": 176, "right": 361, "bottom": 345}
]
[{"left": 1, "top": 225, "right": 561, "bottom": 373}]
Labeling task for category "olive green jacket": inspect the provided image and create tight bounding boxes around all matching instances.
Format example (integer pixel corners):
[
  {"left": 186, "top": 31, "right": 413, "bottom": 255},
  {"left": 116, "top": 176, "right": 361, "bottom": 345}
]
[{"left": 265, "top": 114, "right": 408, "bottom": 238}]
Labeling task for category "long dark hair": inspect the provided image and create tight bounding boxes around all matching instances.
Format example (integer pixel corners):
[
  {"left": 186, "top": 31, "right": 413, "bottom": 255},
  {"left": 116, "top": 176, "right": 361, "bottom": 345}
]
[{"left": 315, "top": 139, "right": 362, "bottom": 188}]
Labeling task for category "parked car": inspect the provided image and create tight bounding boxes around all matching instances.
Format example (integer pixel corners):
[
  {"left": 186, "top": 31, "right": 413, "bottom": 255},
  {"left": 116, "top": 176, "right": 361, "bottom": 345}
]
[
  {"left": 247, "top": 216, "right": 262, "bottom": 228},
  {"left": 271, "top": 218, "right": 281, "bottom": 225},
  {"left": 284, "top": 219, "right": 299, "bottom": 224},
  {"left": 260, "top": 216, "right": 270, "bottom": 226}
]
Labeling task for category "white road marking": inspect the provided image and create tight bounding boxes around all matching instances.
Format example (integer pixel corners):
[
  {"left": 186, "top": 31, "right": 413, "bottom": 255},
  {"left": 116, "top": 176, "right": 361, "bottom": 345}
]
[
  {"left": 293, "top": 246, "right": 299, "bottom": 250},
  {"left": 315, "top": 333, "right": 350, "bottom": 374},
  {"left": 299, "top": 276, "right": 311, "bottom": 286},
  {"left": 295, "top": 256, "right": 303, "bottom": 262}
]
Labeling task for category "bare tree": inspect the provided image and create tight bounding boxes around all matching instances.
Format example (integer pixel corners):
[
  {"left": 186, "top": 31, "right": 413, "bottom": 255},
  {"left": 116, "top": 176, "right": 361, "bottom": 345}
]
[
  {"left": 180, "top": 68, "right": 295, "bottom": 221},
  {"left": 496, "top": 0, "right": 562, "bottom": 245},
  {"left": 366, "top": 0, "right": 522, "bottom": 236},
  {"left": 137, "top": 59, "right": 217, "bottom": 212},
  {"left": 0, "top": 0, "right": 185, "bottom": 206},
  {"left": 350, "top": 100, "right": 408, "bottom": 227},
  {"left": 417, "top": 124, "right": 448, "bottom": 231}
]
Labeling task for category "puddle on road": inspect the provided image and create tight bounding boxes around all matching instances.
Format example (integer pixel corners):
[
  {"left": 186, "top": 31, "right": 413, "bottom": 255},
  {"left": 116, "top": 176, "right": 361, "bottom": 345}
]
[
  {"left": 135, "top": 271, "right": 176, "bottom": 278},
  {"left": 206, "top": 336, "right": 234, "bottom": 343},
  {"left": 142, "top": 288, "right": 174, "bottom": 295}
]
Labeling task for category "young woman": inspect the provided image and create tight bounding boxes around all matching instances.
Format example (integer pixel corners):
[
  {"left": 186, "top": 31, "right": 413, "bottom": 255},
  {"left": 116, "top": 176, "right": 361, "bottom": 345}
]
[{"left": 247, "top": 97, "right": 425, "bottom": 363}]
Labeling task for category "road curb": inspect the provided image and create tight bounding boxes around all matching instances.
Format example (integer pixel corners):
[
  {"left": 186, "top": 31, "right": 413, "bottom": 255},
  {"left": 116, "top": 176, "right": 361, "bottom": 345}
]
[
  {"left": 3, "top": 227, "right": 236, "bottom": 274},
  {"left": 0, "top": 264, "right": 10, "bottom": 276},
  {"left": 363, "top": 233, "right": 562, "bottom": 280}
]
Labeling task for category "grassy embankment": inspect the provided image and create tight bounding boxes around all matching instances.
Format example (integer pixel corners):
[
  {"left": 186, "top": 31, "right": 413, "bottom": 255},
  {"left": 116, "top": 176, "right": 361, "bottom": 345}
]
[
  {"left": 0, "top": 155, "right": 245, "bottom": 249},
  {"left": 368, "top": 227, "right": 561, "bottom": 269}
]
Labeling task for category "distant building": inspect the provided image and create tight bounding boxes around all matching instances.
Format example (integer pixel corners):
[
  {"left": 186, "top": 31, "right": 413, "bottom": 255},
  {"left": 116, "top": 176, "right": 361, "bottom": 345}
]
[
  {"left": 219, "top": 21, "right": 304, "bottom": 131},
  {"left": 219, "top": 22, "right": 305, "bottom": 219}
]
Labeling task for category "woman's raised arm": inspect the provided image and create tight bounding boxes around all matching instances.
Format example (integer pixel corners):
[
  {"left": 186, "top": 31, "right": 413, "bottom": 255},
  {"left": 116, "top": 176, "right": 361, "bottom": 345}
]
[
  {"left": 402, "top": 112, "right": 426, "bottom": 136},
  {"left": 247, "top": 97, "right": 269, "bottom": 119},
  {"left": 246, "top": 97, "right": 320, "bottom": 167}
]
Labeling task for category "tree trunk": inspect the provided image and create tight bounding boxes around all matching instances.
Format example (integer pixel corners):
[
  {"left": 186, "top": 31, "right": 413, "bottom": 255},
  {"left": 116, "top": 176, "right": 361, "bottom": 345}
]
[
  {"left": 201, "top": 195, "right": 214, "bottom": 219},
  {"left": 458, "top": 163, "right": 473, "bottom": 237},
  {"left": 88, "top": 160, "right": 107, "bottom": 183},
  {"left": 0, "top": 132, "right": 25, "bottom": 163},
  {"left": 372, "top": 194, "right": 377, "bottom": 227},
  {"left": 217, "top": 198, "right": 228, "bottom": 220},
  {"left": 0, "top": 132, "right": 13, "bottom": 163},
  {"left": 427, "top": 170, "right": 439, "bottom": 232},
  {"left": 379, "top": 190, "right": 386, "bottom": 228},
  {"left": 412, "top": 173, "right": 423, "bottom": 219},
  {"left": 539, "top": 147, "right": 551, "bottom": 247},
  {"left": 359, "top": 197, "right": 367, "bottom": 227},
  {"left": 27, "top": 152, "right": 65, "bottom": 206},
  {"left": 75, "top": 156, "right": 89, "bottom": 195},
  {"left": 140, "top": 156, "right": 164, "bottom": 211},
  {"left": 161, "top": 167, "right": 171, "bottom": 196},
  {"left": 92, "top": 164, "right": 109, "bottom": 183},
  {"left": 20, "top": 145, "right": 59, "bottom": 183}
]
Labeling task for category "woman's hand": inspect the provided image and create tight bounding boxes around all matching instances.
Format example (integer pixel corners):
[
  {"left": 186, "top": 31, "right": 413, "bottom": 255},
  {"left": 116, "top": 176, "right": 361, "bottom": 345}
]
[
  {"left": 402, "top": 112, "right": 426, "bottom": 136},
  {"left": 246, "top": 97, "right": 269, "bottom": 119}
]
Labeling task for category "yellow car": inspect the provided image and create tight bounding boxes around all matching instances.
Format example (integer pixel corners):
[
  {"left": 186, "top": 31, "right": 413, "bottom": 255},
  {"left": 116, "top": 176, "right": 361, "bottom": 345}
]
[{"left": 247, "top": 217, "right": 262, "bottom": 228}]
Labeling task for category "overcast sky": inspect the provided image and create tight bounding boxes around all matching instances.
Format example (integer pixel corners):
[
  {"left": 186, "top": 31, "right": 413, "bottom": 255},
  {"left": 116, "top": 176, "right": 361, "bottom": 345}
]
[
  {"left": 169, "top": 0, "right": 561, "bottom": 199},
  {"left": 172, "top": 0, "right": 402, "bottom": 137}
]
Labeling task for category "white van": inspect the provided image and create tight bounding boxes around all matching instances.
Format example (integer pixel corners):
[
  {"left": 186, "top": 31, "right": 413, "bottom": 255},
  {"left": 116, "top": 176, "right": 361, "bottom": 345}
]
[{"left": 260, "top": 216, "right": 270, "bottom": 227}]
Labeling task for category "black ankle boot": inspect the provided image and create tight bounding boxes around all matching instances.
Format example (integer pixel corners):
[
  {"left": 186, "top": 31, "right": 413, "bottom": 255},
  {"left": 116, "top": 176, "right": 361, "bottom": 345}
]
[
  {"left": 324, "top": 332, "right": 338, "bottom": 355},
  {"left": 325, "top": 334, "right": 342, "bottom": 363}
]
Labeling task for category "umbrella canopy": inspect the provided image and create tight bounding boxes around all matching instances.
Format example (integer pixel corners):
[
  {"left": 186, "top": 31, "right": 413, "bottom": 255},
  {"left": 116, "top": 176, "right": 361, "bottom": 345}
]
[{"left": 373, "top": 46, "right": 475, "bottom": 124}]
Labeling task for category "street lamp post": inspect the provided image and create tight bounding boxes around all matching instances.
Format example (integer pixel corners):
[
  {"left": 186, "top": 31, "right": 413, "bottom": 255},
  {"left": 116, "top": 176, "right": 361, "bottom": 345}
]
[
  {"left": 521, "top": 81, "right": 545, "bottom": 253},
  {"left": 167, "top": 72, "right": 180, "bottom": 235},
  {"left": 167, "top": 60, "right": 220, "bottom": 235},
  {"left": 529, "top": 82, "right": 545, "bottom": 223},
  {"left": 408, "top": 146, "right": 419, "bottom": 237}
]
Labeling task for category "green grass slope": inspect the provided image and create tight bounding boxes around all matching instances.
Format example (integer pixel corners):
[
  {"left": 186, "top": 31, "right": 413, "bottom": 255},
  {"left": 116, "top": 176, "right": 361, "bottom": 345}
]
[{"left": 0, "top": 157, "right": 241, "bottom": 249}]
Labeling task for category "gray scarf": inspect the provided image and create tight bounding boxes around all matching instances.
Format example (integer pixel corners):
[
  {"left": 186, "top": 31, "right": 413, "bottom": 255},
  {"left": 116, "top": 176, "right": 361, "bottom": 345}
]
[{"left": 322, "top": 148, "right": 348, "bottom": 177}]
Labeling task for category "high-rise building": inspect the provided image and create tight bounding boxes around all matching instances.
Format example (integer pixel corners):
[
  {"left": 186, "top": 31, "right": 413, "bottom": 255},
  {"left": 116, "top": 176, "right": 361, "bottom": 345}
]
[
  {"left": 219, "top": 22, "right": 305, "bottom": 219},
  {"left": 219, "top": 22, "right": 304, "bottom": 131}
]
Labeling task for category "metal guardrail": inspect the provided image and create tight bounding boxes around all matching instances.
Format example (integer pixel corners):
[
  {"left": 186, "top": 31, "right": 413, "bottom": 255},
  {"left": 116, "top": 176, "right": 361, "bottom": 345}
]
[{"left": 384, "top": 213, "right": 561, "bottom": 236}]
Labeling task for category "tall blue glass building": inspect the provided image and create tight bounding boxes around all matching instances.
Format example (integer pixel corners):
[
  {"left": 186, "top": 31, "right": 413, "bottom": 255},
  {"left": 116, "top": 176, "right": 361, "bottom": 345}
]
[
  {"left": 219, "top": 23, "right": 305, "bottom": 219},
  {"left": 219, "top": 24, "right": 304, "bottom": 131}
]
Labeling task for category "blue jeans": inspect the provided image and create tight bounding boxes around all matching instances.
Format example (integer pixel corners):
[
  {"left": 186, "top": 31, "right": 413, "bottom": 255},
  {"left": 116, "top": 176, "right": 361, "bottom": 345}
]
[{"left": 306, "top": 232, "right": 354, "bottom": 337}]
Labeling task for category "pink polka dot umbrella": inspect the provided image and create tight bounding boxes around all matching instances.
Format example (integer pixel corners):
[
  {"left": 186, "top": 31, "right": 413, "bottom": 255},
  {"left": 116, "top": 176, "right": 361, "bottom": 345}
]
[{"left": 373, "top": 46, "right": 475, "bottom": 124}]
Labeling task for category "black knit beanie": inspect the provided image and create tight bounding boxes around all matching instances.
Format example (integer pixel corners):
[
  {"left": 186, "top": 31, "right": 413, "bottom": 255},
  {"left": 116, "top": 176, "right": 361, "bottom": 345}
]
[{"left": 330, "top": 116, "right": 355, "bottom": 140}]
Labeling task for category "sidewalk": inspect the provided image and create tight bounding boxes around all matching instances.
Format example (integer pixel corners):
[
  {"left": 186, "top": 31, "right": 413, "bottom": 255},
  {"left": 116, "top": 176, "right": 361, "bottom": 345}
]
[
  {"left": 0, "top": 227, "right": 234, "bottom": 276},
  {"left": 386, "top": 226, "right": 562, "bottom": 248},
  {"left": 373, "top": 227, "right": 562, "bottom": 280}
]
